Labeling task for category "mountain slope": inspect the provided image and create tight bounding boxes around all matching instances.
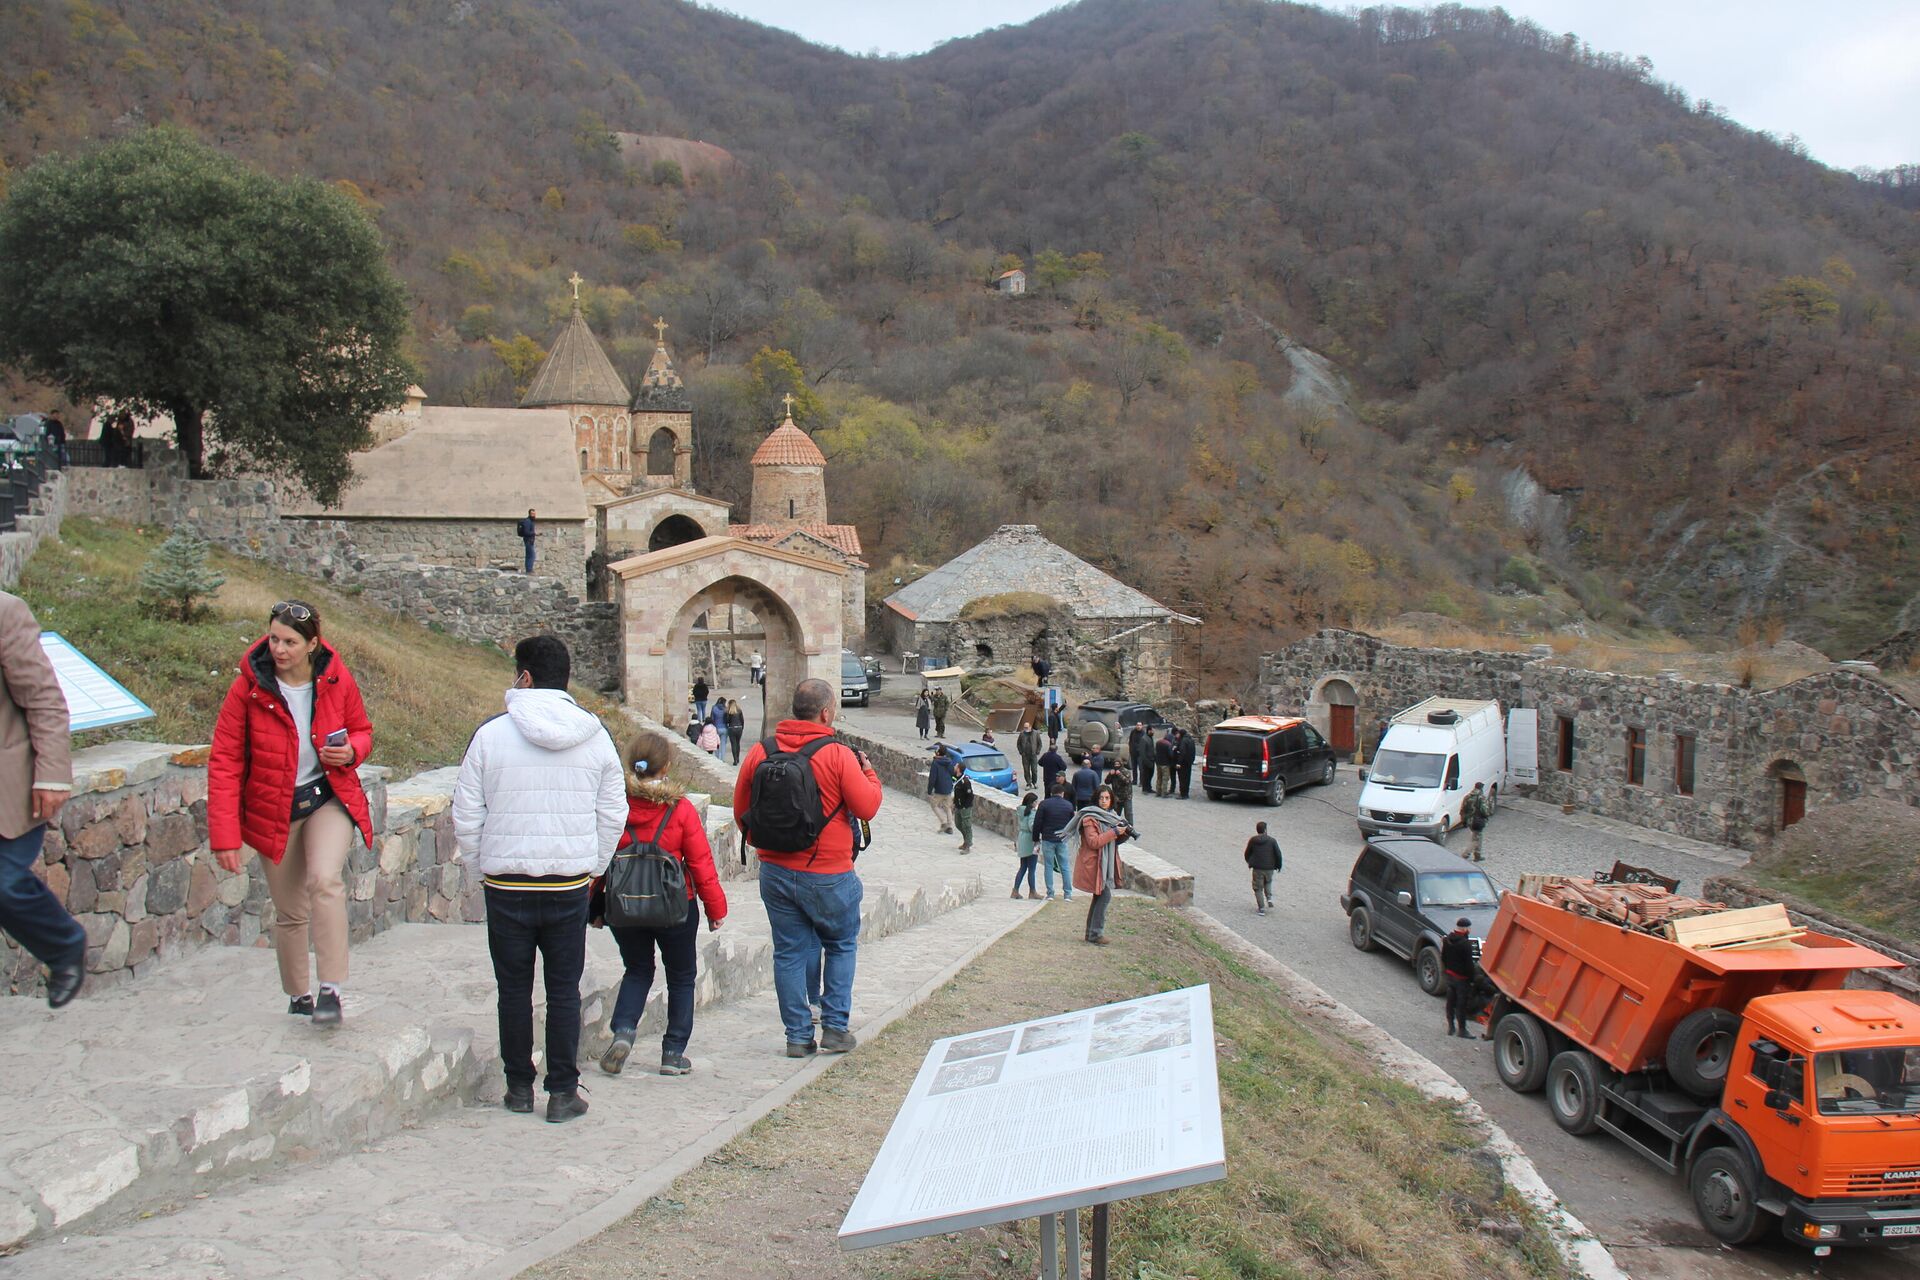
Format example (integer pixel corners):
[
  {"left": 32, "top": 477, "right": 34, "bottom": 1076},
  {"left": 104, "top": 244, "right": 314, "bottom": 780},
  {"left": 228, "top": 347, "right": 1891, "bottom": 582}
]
[{"left": 3, "top": 0, "right": 1916, "bottom": 670}]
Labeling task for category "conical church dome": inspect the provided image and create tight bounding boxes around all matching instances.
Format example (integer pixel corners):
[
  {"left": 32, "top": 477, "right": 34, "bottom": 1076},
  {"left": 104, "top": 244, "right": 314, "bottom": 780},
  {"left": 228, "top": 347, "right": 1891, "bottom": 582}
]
[{"left": 521, "top": 299, "right": 631, "bottom": 409}]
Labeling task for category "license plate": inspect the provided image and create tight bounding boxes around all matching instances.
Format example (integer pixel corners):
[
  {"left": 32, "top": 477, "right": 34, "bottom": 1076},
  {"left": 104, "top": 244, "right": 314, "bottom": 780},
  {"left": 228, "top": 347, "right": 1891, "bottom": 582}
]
[
  {"left": 1220, "top": 764, "right": 1245, "bottom": 774},
  {"left": 1885, "top": 1223, "right": 1920, "bottom": 1238},
  {"left": 841, "top": 689, "right": 857, "bottom": 696}
]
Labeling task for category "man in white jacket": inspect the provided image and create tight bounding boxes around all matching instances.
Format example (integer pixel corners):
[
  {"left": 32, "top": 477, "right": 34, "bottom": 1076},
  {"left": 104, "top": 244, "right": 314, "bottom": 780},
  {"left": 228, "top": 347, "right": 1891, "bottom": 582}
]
[{"left": 454, "top": 635, "right": 625, "bottom": 1124}]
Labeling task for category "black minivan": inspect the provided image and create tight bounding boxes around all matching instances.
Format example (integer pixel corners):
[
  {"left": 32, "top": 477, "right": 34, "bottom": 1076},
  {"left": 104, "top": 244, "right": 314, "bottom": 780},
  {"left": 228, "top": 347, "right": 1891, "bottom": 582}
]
[
  {"left": 1201, "top": 715, "right": 1337, "bottom": 805},
  {"left": 1339, "top": 836, "right": 1501, "bottom": 995}
]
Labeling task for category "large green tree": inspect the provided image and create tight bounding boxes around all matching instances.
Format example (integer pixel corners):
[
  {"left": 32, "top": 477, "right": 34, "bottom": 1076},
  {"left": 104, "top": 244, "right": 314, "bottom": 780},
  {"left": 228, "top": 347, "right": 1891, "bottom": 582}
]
[{"left": 0, "top": 128, "right": 416, "bottom": 503}]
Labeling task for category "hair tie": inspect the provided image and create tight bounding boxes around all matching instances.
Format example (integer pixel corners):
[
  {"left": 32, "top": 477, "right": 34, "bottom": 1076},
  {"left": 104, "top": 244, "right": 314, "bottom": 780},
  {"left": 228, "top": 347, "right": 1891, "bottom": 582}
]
[{"left": 632, "top": 759, "right": 650, "bottom": 775}]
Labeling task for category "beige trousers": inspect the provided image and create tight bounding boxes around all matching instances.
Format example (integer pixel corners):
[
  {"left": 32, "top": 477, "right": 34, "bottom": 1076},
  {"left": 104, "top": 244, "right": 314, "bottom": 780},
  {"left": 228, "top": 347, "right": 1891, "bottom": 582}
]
[{"left": 259, "top": 800, "right": 354, "bottom": 994}]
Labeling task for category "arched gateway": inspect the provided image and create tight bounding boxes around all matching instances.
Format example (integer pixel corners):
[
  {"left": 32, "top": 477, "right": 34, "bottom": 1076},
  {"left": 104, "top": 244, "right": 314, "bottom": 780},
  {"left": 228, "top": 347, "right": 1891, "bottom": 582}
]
[{"left": 611, "top": 536, "right": 846, "bottom": 723}]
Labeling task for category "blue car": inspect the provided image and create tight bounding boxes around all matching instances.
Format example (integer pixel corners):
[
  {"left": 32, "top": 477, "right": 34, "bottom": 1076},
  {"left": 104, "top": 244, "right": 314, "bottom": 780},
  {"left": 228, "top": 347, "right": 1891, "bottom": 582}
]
[{"left": 940, "top": 740, "right": 1018, "bottom": 795}]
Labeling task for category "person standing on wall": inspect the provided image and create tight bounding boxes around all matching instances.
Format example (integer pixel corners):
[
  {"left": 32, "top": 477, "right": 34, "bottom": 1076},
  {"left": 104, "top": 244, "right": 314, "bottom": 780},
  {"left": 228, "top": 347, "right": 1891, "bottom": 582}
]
[
  {"left": 517, "top": 509, "right": 537, "bottom": 575},
  {"left": 952, "top": 763, "right": 975, "bottom": 854},
  {"left": 1441, "top": 917, "right": 1478, "bottom": 1038},
  {"left": 1463, "top": 782, "right": 1492, "bottom": 861},
  {"left": 1073, "top": 785, "right": 1131, "bottom": 945},
  {"left": 1244, "top": 820, "right": 1281, "bottom": 915},
  {"left": 925, "top": 743, "right": 956, "bottom": 835},
  {"left": 208, "top": 601, "right": 375, "bottom": 1028},
  {"left": 595, "top": 729, "right": 727, "bottom": 1079},
  {"left": 1034, "top": 783, "right": 1075, "bottom": 901},
  {"left": 0, "top": 590, "right": 85, "bottom": 1009},
  {"left": 1174, "top": 727, "right": 1197, "bottom": 799},
  {"left": 453, "top": 636, "right": 626, "bottom": 1123},
  {"left": 732, "top": 678, "right": 883, "bottom": 1058}
]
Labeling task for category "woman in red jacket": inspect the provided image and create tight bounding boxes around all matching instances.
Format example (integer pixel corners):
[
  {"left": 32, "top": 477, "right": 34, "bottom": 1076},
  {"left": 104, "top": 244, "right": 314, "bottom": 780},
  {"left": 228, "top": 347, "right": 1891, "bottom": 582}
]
[
  {"left": 208, "top": 601, "right": 374, "bottom": 1027},
  {"left": 595, "top": 729, "right": 726, "bottom": 1077}
]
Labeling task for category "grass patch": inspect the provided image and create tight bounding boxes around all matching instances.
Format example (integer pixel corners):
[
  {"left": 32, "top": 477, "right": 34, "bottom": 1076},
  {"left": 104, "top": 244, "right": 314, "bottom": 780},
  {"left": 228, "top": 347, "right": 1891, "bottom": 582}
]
[
  {"left": 525, "top": 900, "right": 1570, "bottom": 1280},
  {"left": 957, "top": 590, "right": 1060, "bottom": 620},
  {"left": 18, "top": 518, "right": 624, "bottom": 779},
  {"left": 1746, "top": 799, "right": 1920, "bottom": 947}
]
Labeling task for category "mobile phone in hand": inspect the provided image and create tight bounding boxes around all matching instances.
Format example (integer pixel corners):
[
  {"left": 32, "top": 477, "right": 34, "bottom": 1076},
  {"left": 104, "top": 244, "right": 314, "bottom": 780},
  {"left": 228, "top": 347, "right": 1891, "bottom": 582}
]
[{"left": 325, "top": 729, "right": 349, "bottom": 747}]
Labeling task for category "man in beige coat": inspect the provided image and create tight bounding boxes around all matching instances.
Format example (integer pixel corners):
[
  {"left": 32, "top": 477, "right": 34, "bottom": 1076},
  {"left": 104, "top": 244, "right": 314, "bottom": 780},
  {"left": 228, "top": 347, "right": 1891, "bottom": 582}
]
[{"left": 0, "top": 590, "right": 84, "bottom": 1007}]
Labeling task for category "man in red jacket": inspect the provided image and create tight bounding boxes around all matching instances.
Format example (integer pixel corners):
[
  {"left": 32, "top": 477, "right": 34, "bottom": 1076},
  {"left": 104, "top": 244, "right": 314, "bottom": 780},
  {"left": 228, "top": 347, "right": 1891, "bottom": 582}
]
[{"left": 733, "top": 678, "right": 882, "bottom": 1058}]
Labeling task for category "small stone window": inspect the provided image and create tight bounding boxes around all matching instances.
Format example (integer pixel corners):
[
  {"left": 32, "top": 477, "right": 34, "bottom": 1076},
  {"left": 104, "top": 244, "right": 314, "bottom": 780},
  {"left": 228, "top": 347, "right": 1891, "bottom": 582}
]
[
  {"left": 1674, "top": 734, "right": 1696, "bottom": 797},
  {"left": 975, "top": 642, "right": 994, "bottom": 661},
  {"left": 1556, "top": 715, "right": 1574, "bottom": 772},
  {"left": 1626, "top": 727, "right": 1646, "bottom": 786}
]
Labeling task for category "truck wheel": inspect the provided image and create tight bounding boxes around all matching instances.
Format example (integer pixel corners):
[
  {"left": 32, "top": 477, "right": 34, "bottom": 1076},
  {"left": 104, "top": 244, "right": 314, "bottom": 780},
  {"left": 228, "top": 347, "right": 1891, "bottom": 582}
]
[
  {"left": 1493, "top": 1011, "right": 1550, "bottom": 1093},
  {"left": 1667, "top": 1008, "right": 1742, "bottom": 1102},
  {"left": 1415, "top": 945, "right": 1445, "bottom": 996},
  {"left": 1547, "top": 1050, "right": 1603, "bottom": 1135},
  {"left": 1689, "top": 1148, "right": 1774, "bottom": 1245},
  {"left": 1348, "top": 907, "right": 1376, "bottom": 952}
]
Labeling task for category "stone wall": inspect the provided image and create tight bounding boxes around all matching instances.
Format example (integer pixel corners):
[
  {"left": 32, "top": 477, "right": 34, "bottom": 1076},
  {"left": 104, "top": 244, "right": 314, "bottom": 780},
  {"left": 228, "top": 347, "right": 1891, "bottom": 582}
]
[
  {"left": 1, "top": 742, "right": 479, "bottom": 998},
  {"left": 63, "top": 453, "right": 619, "bottom": 691},
  {"left": 0, "top": 468, "right": 66, "bottom": 589},
  {"left": 892, "top": 608, "right": 1176, "bottom": 701},
  {"left": 1262, "top": 628, "right": 1920, "bottom": 849},
  {"left": 290, "top": 517, "right": 587, "bottom": 581}
]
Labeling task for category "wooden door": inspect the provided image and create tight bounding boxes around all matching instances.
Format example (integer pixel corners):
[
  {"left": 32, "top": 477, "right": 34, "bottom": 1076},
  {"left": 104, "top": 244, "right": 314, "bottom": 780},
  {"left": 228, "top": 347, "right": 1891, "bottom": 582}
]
[
  {"left": 1781, "top": 777, "right": 1807, "bottom": 829},
  {"left": 1329, "top": 704, "right": 1356, "bottom": 755}
]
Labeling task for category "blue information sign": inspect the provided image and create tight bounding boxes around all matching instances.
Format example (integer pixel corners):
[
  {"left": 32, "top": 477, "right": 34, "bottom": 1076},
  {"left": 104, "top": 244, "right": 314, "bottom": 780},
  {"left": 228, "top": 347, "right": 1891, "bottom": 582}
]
[{"left": 39, "top": 632, "right": 156, "bottom": 732}]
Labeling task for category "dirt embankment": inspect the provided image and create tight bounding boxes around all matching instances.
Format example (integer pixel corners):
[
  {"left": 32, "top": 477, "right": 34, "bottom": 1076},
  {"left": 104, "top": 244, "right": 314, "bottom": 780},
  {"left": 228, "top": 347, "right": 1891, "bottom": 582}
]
[{"left": 1747, "top": 799, "right": 1920, "bottom": 947}]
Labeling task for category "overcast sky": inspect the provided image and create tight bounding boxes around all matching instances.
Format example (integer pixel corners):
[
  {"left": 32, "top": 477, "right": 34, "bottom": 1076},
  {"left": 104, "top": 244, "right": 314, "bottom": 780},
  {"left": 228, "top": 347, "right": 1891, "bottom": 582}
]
[{"left": 704, "top": 0, "right": 1918, "bottom": 170}]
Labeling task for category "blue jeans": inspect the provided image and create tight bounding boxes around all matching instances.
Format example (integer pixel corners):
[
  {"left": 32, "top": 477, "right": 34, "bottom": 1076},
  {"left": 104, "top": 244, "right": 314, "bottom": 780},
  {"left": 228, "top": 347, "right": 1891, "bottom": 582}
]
[
  {"left": 758, "top": 862, "right": 861, "bottom": 1045},
  {"left": 610, "top": 904, "right": 699, "bottom": 1054},
  {"left": 1040, "top": 839, "right": 1071, "bottom": 898},
  {"left": 1014, "top": 855, "right": 1038, "bottom": 894},
  {"left": 522, "top": 540, "right": 535, "bottom": 573},
  {"left": 0, "top": 825, "right": 84, "bottom": 965},
  {"left": 485, "top": 885, "right": 588, "bottom": 1094}
]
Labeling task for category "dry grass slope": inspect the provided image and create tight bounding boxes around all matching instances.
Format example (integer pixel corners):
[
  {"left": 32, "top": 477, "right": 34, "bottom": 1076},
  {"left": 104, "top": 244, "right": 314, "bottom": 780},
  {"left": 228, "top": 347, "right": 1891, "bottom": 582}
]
[{"left": 1746, "top": 799, "right": 1920, "bottom": 947}]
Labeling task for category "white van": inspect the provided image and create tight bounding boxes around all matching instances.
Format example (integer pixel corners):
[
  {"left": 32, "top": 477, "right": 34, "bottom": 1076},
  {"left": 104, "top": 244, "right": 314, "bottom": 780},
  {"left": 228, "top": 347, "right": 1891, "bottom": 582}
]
[{"left": 1356, "top": 697, "right": 1506, "bottom": 837}]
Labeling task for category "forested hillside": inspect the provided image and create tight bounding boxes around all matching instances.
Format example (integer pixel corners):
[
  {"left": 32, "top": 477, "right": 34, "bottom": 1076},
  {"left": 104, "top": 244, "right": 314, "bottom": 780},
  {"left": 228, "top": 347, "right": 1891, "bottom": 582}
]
[{"left": 4, "top": 0, "right": 1917, "bottom": 676}]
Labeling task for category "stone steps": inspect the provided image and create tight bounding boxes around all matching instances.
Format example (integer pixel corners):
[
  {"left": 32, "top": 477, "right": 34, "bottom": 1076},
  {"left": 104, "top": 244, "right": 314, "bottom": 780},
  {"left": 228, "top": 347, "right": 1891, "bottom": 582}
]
[
  {"left": 0, "top": 863, "right": 980, "bottom": 1251},
  {"left": 2, "top": 890, "right": 1041, "bottom": 1280}
]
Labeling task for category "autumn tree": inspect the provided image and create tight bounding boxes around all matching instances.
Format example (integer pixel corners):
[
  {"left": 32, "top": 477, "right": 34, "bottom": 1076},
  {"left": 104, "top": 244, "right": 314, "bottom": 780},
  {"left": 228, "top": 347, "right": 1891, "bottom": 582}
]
[
  {"left": 745, "top": 347, "right": 823, "bottom": 425},
  {"left": 0, "top": 128, "right": 416, "bottom": 502}
]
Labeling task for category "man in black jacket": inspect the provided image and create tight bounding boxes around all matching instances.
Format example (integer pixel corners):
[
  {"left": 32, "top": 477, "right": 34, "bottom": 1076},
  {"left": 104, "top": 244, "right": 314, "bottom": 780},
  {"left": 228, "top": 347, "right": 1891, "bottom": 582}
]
[
  {"left": 1033, "top": 784, "right": 1077, "bottom": 900},
  {"left": 1153, "top": 731, "right": 1175, "bottom": 796},
  {"left": 1129, "top": 724, "right": 1152, "bottom": 791},
  {"left": 1441, "top": 917, "right": 1478, "bottom": 1038},
  {"left": 1039, "top": 739, "right": 1068, "bottom": 797},
  {"left": 1243, "top": 821, "right": 1281, "bottom": 914},
  {"left": 1173, "top": 729, "right": 1197, "bottom": 799}
]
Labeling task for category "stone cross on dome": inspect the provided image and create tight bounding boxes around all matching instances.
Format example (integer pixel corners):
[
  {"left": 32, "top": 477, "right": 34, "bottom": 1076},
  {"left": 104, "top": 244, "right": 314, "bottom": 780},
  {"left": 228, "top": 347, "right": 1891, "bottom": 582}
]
[
  {"left": 654, "top": 316, "right": 669, "bottom": 343},
  {"left": 568, "top": 271, "right": 583, "bottom": 301},
  {"left": 781, "top": 392, "right": 795, "bottom": 419}
]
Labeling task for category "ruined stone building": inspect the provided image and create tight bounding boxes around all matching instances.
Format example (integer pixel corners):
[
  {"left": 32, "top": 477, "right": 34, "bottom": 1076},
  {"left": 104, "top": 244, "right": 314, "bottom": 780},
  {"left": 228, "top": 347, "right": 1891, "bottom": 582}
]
[
  {"left": 882, "top": 524, "right": 1191, "bottom": 699},
  {"left": 1263, "top": 628, "right": 1920, "bottom": 849}
]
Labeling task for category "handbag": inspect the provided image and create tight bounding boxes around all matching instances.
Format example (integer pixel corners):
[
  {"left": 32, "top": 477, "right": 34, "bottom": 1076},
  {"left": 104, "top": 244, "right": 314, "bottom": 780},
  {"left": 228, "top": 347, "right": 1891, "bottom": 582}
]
[
  {"left": 289, "top": 776, "right": 336, "bottom": 823},
  {"left": 604, "top": 799, "right": 691, "bottom": 929}
]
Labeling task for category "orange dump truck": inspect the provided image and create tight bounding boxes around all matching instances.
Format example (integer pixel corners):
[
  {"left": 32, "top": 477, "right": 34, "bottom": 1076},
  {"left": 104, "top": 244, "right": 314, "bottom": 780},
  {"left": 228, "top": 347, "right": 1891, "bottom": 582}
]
[{"left": 1480, "top": 887, "right": 1920, "bottom": 1252}]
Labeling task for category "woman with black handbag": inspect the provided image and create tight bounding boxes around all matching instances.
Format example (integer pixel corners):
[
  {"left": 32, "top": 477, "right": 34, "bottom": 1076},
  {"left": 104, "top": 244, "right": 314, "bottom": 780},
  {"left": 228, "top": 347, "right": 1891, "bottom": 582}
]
[
  {"left": 208, "top": 601, "right": 374, "bottom": 1026},
  {"left": 594, "top": 730, "right": 727, "bottom": 1077}
]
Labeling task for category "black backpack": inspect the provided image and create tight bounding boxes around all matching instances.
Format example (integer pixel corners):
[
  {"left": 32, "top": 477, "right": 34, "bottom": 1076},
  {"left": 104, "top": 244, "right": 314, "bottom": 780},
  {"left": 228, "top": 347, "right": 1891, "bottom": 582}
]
[
  {"left": 604, "top": 798, "right": 690, "bottom": 929},
  {"left": 744, "top": 736, "right": 844, "bottom": 856}
]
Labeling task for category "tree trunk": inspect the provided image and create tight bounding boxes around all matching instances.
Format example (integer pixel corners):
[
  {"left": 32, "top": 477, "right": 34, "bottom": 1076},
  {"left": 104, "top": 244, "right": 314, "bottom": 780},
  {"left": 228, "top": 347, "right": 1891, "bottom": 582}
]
[{"left": 170, "top": 400, "right": 206, "bottom": 477}]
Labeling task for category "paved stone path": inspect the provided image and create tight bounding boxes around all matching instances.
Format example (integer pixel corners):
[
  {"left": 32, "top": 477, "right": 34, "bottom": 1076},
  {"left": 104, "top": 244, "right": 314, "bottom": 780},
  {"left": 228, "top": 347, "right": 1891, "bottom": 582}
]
[{"left": 0, "top": 777, "right": 1041, "bottom": 1278}]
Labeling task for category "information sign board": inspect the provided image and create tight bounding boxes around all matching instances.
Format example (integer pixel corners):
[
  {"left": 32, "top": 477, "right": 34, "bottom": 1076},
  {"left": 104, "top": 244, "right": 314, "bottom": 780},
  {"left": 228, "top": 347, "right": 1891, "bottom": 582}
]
[
  {"left": 839, "top": 984, "right": 1226, "bottom": 1250},
  {"left": 40, "top": 632, "right": 155, "bottom": 732}
]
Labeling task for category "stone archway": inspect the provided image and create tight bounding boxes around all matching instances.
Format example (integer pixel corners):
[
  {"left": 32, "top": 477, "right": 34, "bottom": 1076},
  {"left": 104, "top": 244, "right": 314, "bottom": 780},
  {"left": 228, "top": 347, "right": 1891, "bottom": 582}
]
[
  {"left": 1308, "top": 674, "right": 1362, "bottom": 759},
  {"left": 646, "top": 427, "right": 678, "bottom": 477},
  {"left": 612, "top": 537, "right": 845, "bottom": 725},
  {"left": 649, "top": 513, "right": 705, "bottom": 553}
]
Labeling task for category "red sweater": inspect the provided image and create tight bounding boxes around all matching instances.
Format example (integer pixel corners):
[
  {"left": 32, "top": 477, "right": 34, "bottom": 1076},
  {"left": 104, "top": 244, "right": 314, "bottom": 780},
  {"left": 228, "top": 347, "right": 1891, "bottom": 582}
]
[
  {"left": 618, "top": 792, "right": 727, "bottom": 924},
  {"left": 732, "top": 719, "right": 882, "bottom": 875}
]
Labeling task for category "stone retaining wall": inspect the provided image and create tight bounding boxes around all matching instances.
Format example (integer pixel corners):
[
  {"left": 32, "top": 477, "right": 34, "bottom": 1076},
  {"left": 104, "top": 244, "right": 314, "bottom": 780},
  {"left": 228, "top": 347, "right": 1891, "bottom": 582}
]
[
  {"left": 5, "top": 738, "right": 742, "bottom": 997},
  {"left": 62, "top": 452, "right": 620, "bottom": 691},
  {"left": 1264, "top": 628, "right": 1920, "bottom": 849},
  {"left": 0, "top": 469, "right": 66, "bottom": 589}
]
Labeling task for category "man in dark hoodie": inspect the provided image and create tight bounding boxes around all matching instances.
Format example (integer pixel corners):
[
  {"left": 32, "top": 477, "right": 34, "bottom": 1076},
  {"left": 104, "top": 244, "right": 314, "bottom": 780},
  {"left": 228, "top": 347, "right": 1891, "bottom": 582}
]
[{"left": 1243, "top": 820, "right": 1281, "bottom": 915}]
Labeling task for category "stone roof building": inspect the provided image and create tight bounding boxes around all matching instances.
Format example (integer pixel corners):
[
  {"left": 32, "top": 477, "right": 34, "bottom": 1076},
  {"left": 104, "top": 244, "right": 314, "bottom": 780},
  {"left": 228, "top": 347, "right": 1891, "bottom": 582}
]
[
  {"left": 520, "top": 275, "right": 638, "bottom": 502},
  {"left": 883, "top": 524, "right": 1190, "bottom": 698},
  {"left": 727, "top": 409, "right": 864, "bottom": 640},
  {"left": 629, "top": 318, "right": 694, "bottom": 492}
]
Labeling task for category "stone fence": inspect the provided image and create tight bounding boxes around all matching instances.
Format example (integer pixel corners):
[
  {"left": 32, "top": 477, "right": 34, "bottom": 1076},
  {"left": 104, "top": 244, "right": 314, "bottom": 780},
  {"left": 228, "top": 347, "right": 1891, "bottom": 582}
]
[
  {"left": 63, "top": 451, "right": 619, "bottom": 691},
  {"left": 4, "top": 738, "right": 739, "bottom": 997},
  {"left": 0, "top": 467, "right": 67, "bottom": 589}
]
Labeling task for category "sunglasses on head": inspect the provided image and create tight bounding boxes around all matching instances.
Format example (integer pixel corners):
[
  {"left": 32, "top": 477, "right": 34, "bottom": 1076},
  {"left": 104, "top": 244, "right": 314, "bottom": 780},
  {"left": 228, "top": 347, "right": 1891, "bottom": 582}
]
[{"left": 271, "top": 601, "right": 313, "bottom": 623}]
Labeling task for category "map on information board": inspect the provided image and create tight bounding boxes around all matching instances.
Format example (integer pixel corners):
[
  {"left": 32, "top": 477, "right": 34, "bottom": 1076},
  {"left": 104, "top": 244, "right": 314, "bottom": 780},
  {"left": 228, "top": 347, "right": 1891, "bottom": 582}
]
[
  {"left": 40, "top": 632, "right": 155, "bottom": 732},
  {"left": 839, "top": 984, "right": 1226, "bottom": 1250}
]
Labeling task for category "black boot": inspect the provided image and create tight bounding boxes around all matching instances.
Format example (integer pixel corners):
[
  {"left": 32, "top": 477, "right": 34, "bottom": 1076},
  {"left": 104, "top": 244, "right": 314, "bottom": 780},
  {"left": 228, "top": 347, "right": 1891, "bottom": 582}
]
[
  {"left": 46, "top": 951, "right": 85, "bottom": 1010},
  {"left": 546, "top": 1089, "right": 590, "bottom": 1124}
]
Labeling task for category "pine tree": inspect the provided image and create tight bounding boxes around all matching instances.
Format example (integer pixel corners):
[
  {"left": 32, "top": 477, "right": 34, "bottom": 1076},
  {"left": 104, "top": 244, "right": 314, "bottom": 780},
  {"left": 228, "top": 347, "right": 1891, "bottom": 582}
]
[{"left": 138, "top": 528, "right": 226, "bottom": 622}]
